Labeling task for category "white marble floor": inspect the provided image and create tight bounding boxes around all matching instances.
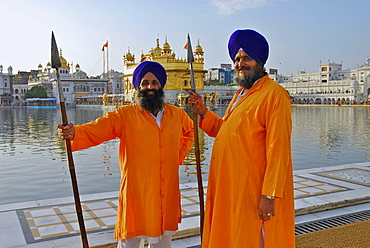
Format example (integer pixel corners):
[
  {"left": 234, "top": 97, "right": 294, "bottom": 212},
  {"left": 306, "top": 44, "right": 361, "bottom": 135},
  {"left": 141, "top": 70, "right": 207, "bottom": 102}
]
[{"left": 0, "top": 162, "right": 369, "bottom": 248}]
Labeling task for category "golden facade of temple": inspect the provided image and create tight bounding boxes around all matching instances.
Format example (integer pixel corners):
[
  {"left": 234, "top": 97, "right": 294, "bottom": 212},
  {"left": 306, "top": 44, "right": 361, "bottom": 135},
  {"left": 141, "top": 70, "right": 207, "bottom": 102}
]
[{"left": 122, "top": 37, "right": 205, "bottom": 101}]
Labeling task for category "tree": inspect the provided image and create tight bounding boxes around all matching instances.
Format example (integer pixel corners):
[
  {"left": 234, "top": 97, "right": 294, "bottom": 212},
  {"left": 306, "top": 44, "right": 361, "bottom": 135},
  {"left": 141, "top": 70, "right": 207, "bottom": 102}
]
[{"left": 22, "top": 85, "right": 48, "bottom": 99}]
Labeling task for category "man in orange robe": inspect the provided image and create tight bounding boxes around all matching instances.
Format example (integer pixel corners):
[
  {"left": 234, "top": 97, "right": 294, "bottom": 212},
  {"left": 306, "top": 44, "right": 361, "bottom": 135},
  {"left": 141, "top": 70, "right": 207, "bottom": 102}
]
[
  {"left": 58, "top": 61, "right": 194, "bottom": 248},
  {"left": 189, "top": 29, "right": 295, "bottom": 247}
]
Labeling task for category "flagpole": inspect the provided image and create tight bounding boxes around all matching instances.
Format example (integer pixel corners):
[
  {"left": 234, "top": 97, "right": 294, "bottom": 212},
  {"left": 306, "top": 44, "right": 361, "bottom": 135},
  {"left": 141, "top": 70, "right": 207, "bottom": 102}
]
[
  {"left": 51, "top": 31, "right": 89, "bottom": 248},
  {"left": 106, "top": 40, "right": 109, "bottom": 78},
  {"left": 187, "top": 33, "right": 205, "bottom": 239},
  {"left": 102, "top": 48, "right": 105, "bottom": 78},
  {"left": 102, "top": 41, "right": 109, "bottom": 79}
]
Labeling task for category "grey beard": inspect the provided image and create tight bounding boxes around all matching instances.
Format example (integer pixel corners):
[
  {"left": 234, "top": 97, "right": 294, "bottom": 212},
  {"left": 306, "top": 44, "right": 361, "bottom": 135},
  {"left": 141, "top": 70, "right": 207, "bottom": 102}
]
[
  {"left": 234, "top": 65, "right": 265, "bottom": 89},
  {"left": 136, "top": 88, "right": 165, "bottom": 112}
]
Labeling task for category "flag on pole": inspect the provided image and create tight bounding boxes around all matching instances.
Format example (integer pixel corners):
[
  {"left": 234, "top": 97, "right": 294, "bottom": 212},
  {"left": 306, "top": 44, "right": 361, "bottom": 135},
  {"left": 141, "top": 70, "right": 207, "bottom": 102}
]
[
  {"left": 102, "top": 41, "right": 108, "bottom": 51},
  {"left": 185, "top": 34, "right": 194, "bottom": 64}
]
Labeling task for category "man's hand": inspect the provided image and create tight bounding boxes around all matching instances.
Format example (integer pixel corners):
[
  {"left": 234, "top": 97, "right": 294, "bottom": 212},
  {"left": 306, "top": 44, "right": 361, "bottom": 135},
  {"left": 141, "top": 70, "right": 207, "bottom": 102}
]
[
  {"left": 187, "top": 90, "right": 208, "bottom": 117},
  {"left": 258, "top": 195, "right": 275, "bottom": 222},
  {"left": 57, "top": 123, "right": 75, "bottom": 140}
]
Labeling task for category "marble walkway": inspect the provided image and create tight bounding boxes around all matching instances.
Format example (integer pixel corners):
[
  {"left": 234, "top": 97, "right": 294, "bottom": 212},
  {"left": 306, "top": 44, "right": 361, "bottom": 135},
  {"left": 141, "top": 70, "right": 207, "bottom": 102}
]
[{"left": 0, "top": 162, "right": 369, "bottom": 248}]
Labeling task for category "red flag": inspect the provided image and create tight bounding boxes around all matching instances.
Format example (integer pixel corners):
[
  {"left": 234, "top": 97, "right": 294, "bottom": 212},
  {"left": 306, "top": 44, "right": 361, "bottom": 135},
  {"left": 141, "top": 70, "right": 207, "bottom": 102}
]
[
  {"left": 102, "top": 41, "right": 108, "bottom": 51},
  {"left": 184, "top": 43, "right": 188, "bottom": 50}
]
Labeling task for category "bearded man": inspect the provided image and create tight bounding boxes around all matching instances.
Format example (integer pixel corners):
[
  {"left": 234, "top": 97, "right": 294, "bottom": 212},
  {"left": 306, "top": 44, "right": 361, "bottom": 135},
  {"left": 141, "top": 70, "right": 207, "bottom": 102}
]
[
  {"left": 58, "top": 61, "right": 194, "bottom": 248},
  {"left": 188, "top": 29, "right": 295, "bottom": 247}
]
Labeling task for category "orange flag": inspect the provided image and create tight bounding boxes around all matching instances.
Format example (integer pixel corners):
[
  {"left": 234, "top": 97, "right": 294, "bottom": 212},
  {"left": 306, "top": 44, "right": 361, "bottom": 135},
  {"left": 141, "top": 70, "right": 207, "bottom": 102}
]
[{"left": 102, "top": 41, "right": 108, "bottom": 51}]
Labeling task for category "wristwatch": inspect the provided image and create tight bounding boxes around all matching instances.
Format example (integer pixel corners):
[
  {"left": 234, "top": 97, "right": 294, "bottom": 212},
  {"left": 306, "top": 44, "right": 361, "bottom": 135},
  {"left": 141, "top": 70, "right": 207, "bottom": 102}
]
[{"left": 264, "top": 195, "right": 275, "bottom": 200}]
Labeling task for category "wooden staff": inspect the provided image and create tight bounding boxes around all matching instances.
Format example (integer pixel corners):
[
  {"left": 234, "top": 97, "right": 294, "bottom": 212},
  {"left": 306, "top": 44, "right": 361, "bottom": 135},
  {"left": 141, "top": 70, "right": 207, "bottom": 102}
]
[
  {"left": 51, "top": 31, "right": 89, "bottom": 248},
  {"left": 186, "top": 33, "right": 205, "bottom": 238}
]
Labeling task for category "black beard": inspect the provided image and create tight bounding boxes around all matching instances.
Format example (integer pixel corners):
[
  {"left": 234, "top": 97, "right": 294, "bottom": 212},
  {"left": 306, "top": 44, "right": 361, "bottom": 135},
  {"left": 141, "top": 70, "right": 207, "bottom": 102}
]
[
  {"left": 136, "top": 88, "right": 165, "bottom": 112},
  {"left": 233, "top": 65, "right": 265, "bottom": 89}
]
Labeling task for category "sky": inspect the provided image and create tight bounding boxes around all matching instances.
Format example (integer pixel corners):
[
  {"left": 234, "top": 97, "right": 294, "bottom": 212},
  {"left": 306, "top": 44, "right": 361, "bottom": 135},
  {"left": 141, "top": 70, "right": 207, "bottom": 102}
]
[{"left": 1, "top": 0, "right": 369, "bottom": 76}]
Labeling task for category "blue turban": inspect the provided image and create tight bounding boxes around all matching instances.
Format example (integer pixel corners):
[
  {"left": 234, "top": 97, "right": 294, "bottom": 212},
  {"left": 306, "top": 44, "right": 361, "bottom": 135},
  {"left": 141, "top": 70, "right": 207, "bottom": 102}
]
[
  {"left": 132, "top": 61, "right": 167, "bottom": 89},
  {"left": 228, "top": 29, "right": 269, "bottom": 66}
]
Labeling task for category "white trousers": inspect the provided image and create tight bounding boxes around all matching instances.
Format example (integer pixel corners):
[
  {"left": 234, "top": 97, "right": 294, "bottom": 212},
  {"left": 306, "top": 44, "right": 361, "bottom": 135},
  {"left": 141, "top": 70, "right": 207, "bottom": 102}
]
[{"left": 117, "top": 235, "right": 172, "bottom": 248}]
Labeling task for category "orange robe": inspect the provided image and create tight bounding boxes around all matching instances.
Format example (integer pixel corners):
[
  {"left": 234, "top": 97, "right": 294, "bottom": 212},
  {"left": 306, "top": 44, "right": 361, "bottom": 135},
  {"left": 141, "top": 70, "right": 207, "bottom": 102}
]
[
  {"left": 200, "top": 75, "right": 295, "bottom": 247},
  {"left": 70, "top": 104, "right": 194, "bottom": 240}
]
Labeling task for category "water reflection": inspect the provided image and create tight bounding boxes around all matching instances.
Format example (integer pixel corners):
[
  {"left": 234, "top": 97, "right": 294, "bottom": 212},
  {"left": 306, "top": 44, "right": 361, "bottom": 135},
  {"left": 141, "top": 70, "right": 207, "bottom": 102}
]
[
  {"left": 182, "top": 129, "right": 213, "bottom": 183},
  {"left": 1, "top": 106, "right": 370, "bottom": 205},
  {"left": 291, "top": 106, "right": 370, "bottom": 169}
]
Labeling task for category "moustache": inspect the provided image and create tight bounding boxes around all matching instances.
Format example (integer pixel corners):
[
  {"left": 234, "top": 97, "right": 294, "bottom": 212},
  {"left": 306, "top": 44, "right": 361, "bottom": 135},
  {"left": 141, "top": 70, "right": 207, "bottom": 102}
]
[
  {"left": 138, "top": 88, "right": 164, "bottom": 98},
  {"left": 139, "top": 89, "right": 159, "bottom": 95},
  {"left": 237, "top": 66, "right": 251, "bottom": 71},
  {"left": 143, "top": 89, "right": 157, "bottom": 93}
]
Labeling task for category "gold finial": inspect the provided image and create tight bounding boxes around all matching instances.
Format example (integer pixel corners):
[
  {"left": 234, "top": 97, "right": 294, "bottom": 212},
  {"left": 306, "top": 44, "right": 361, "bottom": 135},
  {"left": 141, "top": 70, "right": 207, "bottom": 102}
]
[{"left": 156, "top": 38, "right": 160, "bottom": 47}]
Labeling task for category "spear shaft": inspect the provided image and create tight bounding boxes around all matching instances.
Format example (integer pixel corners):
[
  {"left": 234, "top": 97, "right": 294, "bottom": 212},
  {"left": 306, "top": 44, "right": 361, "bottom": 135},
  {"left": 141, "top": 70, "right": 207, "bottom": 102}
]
[
  {"left": 52, "top": 32, "right": 89, "bottom": 248},
  {"left": 187, "top": 34, "right": 205, "bottom": 238}
]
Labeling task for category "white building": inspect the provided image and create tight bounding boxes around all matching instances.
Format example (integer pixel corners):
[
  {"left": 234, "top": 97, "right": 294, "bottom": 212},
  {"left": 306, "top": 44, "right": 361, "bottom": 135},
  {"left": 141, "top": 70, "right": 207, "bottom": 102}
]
[
  {"left": 0, "top": 65, "right": 13, "bottom": 105},
  {"left": 13, "top": 70, "right": 37, "bottom": 103},
  {"left": 107, "top": 69, "right": 124, "bottom": 95},
  {"left": 27, "top": 51, "right": 124, "bottom": 105},
  {"left": 204, "top": 64, "right": 234, "bottom": 85},
  {"left": 272, "top": 56, "right": 370, "bottom": 104}
]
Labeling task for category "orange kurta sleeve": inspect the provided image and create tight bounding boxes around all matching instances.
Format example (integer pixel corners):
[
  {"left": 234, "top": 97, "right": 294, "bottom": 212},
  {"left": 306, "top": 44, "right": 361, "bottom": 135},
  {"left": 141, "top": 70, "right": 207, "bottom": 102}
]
[
  {"left": 71, "top": 110, "right": 123, "bottom": 151},
  {"left": 178, "top": 112, "right": 194, "bottom": 164},
  {"left": 199, "top": 110, "right": 224, "bottom": 137},
  {"left": 262, "top": 88, "right": 292, "bottom": 198},
  {"left": 199, "top": 87, "right": 243, "bottom": 137}
]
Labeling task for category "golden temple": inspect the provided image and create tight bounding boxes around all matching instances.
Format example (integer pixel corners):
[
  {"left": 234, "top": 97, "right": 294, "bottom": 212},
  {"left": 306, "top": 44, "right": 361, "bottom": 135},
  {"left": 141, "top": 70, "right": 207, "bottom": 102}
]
[{"left": 122, "top": 36, "right": 206, "bottom": 102}]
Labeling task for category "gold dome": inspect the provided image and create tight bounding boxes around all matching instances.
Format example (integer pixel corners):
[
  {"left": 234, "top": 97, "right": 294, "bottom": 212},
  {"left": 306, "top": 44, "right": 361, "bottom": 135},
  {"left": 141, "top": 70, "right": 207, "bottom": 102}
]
[
  {"left": 126, "top": 52, "right": 133, "bottom": 59},
  {"left": 140, "top": 51, "right": 146, "bottom": 62},
  {"left": 103, "top": 92, "right": 108, "bottom": 99},
  {"left": 60, "top": 56, "right": 68, "bottom": 67},
  {"left": 195, "top": 45, "right": 203, "bottom": 53},
  {"left": 150, "top": 38, "right": 162, "bottom": 56},
  {"left": 195, "top": 39, "right": 204, "bottom": 54},
  {"left": 163, "top": 41, "right": 170, "bottom": 49},
  {"left": 125, "top": 48, "right": 135, "bottom": 62},
  {"left": 59, "top": 49, "right": 70, "bottom": 69},
  {"left": 163, "top": 36, "right": 170, "bottom": 49},
  {"left": 162, "top": 36, "right": 172, "bottom": 54}
]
